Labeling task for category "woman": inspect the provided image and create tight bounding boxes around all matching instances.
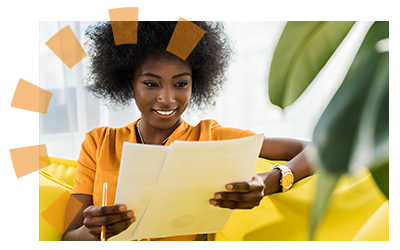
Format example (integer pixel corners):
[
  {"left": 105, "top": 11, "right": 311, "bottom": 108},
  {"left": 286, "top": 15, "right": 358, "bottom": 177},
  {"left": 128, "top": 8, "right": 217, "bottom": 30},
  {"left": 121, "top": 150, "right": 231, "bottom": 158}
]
[{"left": 63, "top": 21, "right": 313, "bottom": 241}]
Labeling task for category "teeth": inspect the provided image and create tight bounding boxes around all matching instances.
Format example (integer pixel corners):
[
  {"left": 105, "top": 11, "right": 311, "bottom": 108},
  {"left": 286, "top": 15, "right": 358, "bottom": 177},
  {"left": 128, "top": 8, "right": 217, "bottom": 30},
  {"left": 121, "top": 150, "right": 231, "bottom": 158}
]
[{"left": 156, "top": 110, "right": 174, "bottom": 115}]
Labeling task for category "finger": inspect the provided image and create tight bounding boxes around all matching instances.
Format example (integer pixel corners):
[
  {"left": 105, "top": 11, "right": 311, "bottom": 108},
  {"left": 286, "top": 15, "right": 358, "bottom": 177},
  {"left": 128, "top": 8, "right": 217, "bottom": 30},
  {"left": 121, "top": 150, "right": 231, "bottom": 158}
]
[
  {"left": 84, "top": 204, "right": 128, "bottom": 217},
  {"left": 209, "top": 199, "right": 237, "bottom": 209},
  {"left": 210, "top": 199, "right": 262, "bottom": 210},
  {"left": 106, "top": 217, "right": 136, "bottom": 235},
  {"left": 102, "top": 217, "right": 136, "bottom": 240},
  {"left": 214, "top": 191, "right": 263, "bottom": 202},
  {"left": 84, "top": 207, "right": 133, "bottom": 240},
  {"left": 225, "top": 181, "right": 263, "bottom": 192},
  {"left": 214, "top": 191, "right": 243, "bottom": 202},
  {"left": 224, "top": 182, "right": 250, "bottom": 191},
  {"left": 84, "top": 210, "right": 134, "bottom": 228}
]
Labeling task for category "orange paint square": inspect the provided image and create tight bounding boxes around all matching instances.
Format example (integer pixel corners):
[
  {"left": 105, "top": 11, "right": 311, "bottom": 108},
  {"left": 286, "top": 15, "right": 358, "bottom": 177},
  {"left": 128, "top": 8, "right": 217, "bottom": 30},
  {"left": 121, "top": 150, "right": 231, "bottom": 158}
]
[
  {"left": 11, "top": 79, "right": 53, "bottom": 114},
  {"left": 64, "top": 195, "right": 84, "bottom": 233},
  {"left": 41, "top": 191, "right": 70, "bottom": 234},
  {"left": 40, "top": 191, "right": 83, "bottom": 235},
  {"left": 166, "top": 17, "right": 206, "bottom": 61},
  {"left": 178, "top": 16, "right": 190, "bottom": 22},
  {"left": 45, "top": 25, "right": 87, "bottom": 69},
  {"left": 110, "top": 21, "right": 138, "bottom": 45},
  {"left": 109, "top": 7, "right": 139, "bottom": 45},
  {"left": 109, "top": 7, "right": 139, "bottom": 21},
  {"left": 41, "top": 191, "right": 73, "bottom": 234},
  {"left": 10, "top": 144, "right": 51, "bottom": 178}
]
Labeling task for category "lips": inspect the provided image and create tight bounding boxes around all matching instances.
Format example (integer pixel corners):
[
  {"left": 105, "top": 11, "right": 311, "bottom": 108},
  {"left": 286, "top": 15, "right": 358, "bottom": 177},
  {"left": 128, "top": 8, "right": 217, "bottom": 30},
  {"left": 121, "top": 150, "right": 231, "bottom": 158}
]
[{"left": 153, "top": 109, "right": 177, "bottom": 118}]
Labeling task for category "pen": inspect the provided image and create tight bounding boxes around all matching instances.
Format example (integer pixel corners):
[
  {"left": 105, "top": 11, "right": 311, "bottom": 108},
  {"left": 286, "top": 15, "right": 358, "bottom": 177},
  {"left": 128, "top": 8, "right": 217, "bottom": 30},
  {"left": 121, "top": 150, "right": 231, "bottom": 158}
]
[{"left": 101, "top": 182, "right": 108, "bottom": 241}]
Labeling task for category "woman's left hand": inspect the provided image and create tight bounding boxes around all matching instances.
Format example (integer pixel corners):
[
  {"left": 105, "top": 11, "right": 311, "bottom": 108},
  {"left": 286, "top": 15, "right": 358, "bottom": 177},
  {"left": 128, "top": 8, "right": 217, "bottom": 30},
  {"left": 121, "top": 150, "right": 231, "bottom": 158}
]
[
  {"left": 209, "top": 174, "right": 266, "bottom": 209},
  {"left": 209, "top": 170, "right": 282, "bottom": 209}
]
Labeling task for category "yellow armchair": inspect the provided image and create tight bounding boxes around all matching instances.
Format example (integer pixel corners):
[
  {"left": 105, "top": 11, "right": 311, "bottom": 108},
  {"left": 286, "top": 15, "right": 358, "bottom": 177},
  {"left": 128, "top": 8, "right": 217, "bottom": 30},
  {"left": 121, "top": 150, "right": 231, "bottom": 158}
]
[
  {"left": 216, "top": 158, "right": 388, "bottom": 241},
  {"left": 39, "top": 158, "right": 77, "bottom": 241},
  {"left": 39, "top": 157, "right": 388, "bottom": 241}
]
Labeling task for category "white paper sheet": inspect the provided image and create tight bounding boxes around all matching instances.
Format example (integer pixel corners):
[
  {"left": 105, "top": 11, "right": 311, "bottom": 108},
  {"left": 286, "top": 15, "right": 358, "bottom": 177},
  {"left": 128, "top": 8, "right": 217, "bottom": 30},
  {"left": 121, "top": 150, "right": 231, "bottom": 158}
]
[
  {"left": 110, "top": 134, "right": 264, "bottom": 240},
  {"left": 110, "top": 143, "right": 168, "bottom": 241}
]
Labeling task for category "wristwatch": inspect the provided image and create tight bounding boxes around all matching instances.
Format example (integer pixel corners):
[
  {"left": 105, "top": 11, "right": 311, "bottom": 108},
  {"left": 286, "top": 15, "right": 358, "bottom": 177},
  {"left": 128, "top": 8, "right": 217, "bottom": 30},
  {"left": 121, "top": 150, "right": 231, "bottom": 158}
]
[{"left": 270, "top": 164, "right": 294, "bottom": 192}]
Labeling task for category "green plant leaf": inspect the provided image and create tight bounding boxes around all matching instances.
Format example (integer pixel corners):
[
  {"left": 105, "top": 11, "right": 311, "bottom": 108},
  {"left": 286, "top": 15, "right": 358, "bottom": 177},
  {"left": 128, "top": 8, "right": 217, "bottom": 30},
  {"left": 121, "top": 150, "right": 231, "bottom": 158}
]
[
  {"left": 268, "top": 21, "right": 355, "bottom": 109},
  {"left": 310, "top": 21, "right": 389, "bottom": 239},
  {"left": 312, "top": 21, "right": 389, "bottom": 174},
  {"left": 372, "top": 84, "right": 389, "bottom": 195},
  {"left": 370, "top": 161, "right": 389, "bottom": 199},
  {"left": 309, "top": 168, "right": 341, "bottom": 240},
  {"left": 351, "top": 51, "right": 389, "bottom": 198}
]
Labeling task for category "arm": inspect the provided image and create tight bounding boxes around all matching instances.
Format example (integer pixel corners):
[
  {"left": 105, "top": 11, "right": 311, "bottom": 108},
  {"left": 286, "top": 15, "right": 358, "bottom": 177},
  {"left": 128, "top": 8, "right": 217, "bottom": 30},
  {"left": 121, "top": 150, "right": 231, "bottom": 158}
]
[
  {"left": 209, "top": 137, "right": 313, "bottom": 209},
  {"left": 62, "top": 194, "right": 135, "bottom": 241},
  {"left": 258, "top": 138, "right": 313, "bottom": 195},
  {"left": 63, "top": 194, "right": 97, "bottom": 241}
]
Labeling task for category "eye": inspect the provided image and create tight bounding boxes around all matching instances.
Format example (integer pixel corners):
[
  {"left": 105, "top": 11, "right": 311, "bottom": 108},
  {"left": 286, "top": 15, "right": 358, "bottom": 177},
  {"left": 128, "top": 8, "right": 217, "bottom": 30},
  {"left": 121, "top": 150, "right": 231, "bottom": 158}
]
[
  {"left": 175, "top": 81, "right": 188, "bottom": 87},
  {"left": 143, "top": 81, "right": 158, "bottom": 88}
]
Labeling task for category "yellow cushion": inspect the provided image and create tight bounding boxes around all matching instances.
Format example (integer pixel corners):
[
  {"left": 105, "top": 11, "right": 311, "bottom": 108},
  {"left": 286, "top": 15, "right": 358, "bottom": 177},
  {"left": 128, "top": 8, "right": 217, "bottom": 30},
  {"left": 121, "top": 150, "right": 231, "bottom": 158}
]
[
  {"left": 41, "top": 157, "right": 77, "bottom": 187},
  {"left": 352, "top": 200, "right": 389, "bottom": 241},
  {"left": 39, "top": 170, "right": 73, "bottom": 241},
  {"left": 215, "top": 158, "right": 387, "bottom": 241},
  {"left": 39, "top": 157, "right": 388, "bottom": 241}
]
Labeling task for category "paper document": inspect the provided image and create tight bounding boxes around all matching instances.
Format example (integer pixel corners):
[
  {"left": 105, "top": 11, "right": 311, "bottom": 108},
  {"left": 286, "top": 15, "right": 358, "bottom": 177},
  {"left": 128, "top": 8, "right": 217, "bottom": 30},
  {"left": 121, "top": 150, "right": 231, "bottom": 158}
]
[{"left": 110, "top": 134, "right": 264, "bottom": 241}]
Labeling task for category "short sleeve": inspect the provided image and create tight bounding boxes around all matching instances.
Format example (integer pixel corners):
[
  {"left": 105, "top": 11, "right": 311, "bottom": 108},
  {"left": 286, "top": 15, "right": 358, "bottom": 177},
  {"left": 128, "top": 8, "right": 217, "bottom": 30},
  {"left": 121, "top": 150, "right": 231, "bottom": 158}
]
[
  {"left": 71, "top": 129, "right": 101, "bottom": 195},
  {"left": 212, "top": 126, "right": 257, "bottom": 140},
  {"left": 239, "top": 129, "right": 257, "bottom": 138}
]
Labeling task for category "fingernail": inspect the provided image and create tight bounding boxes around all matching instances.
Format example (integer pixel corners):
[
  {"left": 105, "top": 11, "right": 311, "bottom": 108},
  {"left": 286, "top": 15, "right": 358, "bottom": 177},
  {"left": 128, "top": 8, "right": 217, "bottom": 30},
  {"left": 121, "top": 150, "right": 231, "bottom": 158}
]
[
  {"left": 215, "top": 194, "right": 222, "bottom": 199},
  {"left": 226, "top": 184, "right": 233, "bottom": 190},
  {"left": 209, "top": 200, "right": 217, "bottom": 205},
  {"left": 127, "top": 211, "right": 134, "bottom": 217},
  {"left": 119, "top": 205, "right": 126, "bottom": 211},
  {"left": 130, "top": 217, "right": 136, "bottom": 223}
]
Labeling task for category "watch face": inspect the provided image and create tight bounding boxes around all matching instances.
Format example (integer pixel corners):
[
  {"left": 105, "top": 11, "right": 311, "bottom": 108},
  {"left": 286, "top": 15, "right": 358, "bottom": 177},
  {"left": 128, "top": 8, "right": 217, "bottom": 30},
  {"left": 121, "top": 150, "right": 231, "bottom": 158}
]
[{"left": 282, "top": 173, "right": 294, "bottom": 188}]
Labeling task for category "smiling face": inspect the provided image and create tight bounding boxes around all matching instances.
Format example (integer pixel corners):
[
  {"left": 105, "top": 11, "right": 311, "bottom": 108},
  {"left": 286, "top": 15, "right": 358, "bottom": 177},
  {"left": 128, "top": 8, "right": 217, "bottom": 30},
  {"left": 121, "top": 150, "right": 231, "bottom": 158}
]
[{"left": 131, "top": 58, "right": 192, "bottom": 132}]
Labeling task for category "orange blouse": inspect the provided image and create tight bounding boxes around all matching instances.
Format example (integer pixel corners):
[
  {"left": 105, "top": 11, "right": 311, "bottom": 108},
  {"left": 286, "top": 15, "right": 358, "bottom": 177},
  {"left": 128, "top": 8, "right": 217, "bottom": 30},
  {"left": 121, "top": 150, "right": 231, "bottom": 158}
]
[{"left": 71, "top": 118, "right": 256, "bottom": 240}]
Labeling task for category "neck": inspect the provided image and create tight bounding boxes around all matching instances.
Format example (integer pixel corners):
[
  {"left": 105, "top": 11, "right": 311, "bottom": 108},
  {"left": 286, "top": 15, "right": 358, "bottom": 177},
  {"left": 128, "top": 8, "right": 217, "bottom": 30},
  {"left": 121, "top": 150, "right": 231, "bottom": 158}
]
[{"left": 138, "top": 117, "right": 182, "bottom": 145}]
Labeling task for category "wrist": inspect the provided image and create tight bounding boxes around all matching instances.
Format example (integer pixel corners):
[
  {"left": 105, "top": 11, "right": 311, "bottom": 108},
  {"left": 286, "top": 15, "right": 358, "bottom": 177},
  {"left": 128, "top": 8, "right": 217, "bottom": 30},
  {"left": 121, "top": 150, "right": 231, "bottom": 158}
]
[
  {"left": 270, "top": 164, "right": 294, "bottom": 192},
  {"left": 63, "top": 225, "right": 99, "bottom": 241},
  {"left": 257, "top": 168, "right": 281, "bottom": 196}
]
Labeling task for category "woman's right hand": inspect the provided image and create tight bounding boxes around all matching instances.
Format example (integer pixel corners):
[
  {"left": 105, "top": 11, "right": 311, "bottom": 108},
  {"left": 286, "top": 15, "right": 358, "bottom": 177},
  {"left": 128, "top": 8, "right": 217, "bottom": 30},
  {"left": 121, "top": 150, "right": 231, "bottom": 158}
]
[{"left": 83, "top": 204, "right": 135, "bottom": 240}]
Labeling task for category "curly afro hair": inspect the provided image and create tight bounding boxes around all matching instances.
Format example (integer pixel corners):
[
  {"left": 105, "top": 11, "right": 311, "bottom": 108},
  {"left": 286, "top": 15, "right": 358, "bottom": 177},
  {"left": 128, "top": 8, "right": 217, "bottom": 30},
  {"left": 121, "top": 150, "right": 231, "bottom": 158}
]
[{"left": 84, "top": 21, "right": 233, "bottom": 111}]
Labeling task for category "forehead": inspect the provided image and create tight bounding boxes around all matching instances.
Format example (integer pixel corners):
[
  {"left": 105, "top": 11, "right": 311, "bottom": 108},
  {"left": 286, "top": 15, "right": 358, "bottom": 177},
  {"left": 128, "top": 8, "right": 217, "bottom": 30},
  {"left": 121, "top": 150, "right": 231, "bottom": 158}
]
[{"left": 136, "top": 57, "right": 192, "bottom": 76}]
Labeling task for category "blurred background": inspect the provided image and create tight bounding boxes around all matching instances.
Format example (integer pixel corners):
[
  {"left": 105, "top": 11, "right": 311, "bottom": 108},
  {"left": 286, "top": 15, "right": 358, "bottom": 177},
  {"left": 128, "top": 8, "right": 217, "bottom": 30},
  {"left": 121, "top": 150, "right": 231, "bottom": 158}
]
[{"left": 39, "top": 21, "right": 373, "bottom": 160}]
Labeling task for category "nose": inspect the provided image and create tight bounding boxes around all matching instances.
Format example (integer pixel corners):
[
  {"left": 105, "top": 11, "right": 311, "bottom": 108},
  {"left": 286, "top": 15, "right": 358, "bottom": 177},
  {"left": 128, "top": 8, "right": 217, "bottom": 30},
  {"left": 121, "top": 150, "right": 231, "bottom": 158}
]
[{"left": 157, "top": 87, "right": 175, "bottom": 106}]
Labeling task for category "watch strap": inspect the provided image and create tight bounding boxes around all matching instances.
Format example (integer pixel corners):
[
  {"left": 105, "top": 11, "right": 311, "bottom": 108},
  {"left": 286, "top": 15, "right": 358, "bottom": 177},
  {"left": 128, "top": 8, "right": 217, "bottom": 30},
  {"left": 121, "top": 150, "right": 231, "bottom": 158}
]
[
  {"left": 270, "top": 163, "right": 294, "bottom": 191},
  {"left": 271, "top": 164, "right": 290, "bottom": 174}
]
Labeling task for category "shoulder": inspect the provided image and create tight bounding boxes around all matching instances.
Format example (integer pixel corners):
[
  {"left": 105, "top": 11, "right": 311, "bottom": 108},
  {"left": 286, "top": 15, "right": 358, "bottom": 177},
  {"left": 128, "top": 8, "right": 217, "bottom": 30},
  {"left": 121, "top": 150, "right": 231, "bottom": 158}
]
[
  {"left": 85, "top": 126, "right": 108, "bottom": 140},
  {"left": 192, "top": 119, "right": 256, "bottom": 140},
  {"left": 195, "top": 119, "right": 222, "bottom": 129},
  {"left": 84, "top": 126, "right": 113, "bottom": 147},
  {"left": 84, "top": 121, "right": 137, "bottom": 146}
]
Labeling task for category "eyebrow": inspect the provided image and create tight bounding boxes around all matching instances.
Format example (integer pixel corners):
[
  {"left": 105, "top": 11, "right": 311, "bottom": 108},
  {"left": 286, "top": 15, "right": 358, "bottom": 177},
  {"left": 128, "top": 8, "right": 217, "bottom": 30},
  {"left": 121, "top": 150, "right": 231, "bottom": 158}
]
[{"left": 139, "top": 72, "right": 191, "bottom": 79}]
